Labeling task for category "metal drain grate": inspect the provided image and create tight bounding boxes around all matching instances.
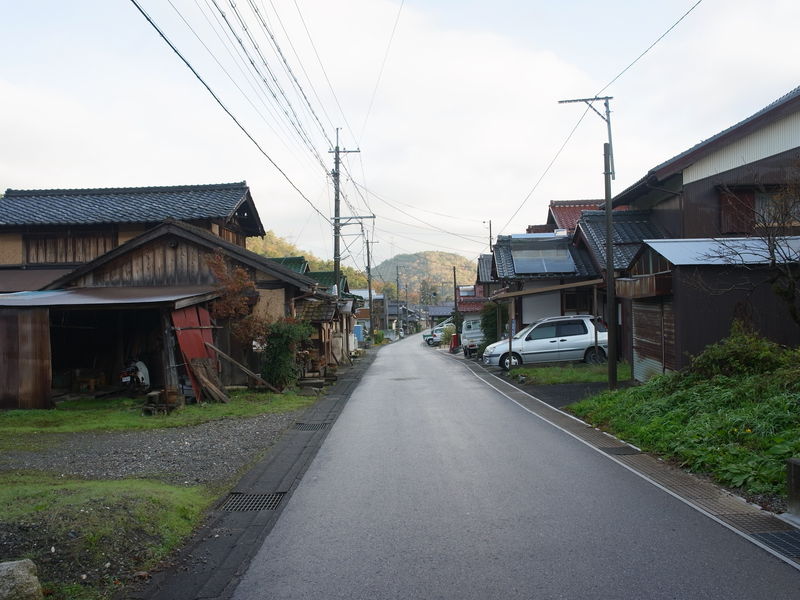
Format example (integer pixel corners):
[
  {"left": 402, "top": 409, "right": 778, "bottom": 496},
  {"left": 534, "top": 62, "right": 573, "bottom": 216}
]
[
  {"left": 221, "top": 493, "right": 285, "bottom": 512},
  {"left": 719, "top": 513, "right": 795, "bottom": 533},
  {"left": 599, "top": 446, "right": 640, "bottom": 455},
  {"left": 293, "top": 422, "right": 329, "bottom": 431},
  {"left": 753, "top": 530, "right": 800, "bottom": 558}
]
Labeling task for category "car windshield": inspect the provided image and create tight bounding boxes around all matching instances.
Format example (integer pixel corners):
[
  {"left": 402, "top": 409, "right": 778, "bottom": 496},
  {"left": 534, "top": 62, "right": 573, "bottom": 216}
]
[{"left": 513, "top": 324, "right": 535, "bottom": 340}]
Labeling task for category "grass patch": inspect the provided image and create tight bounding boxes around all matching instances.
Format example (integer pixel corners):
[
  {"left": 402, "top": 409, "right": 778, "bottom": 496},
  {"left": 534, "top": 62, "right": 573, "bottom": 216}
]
[
  {"left": 569, "top": 325, "right": 800, "bottom": 498},
  {"left": 0, "top": 389, "right": 316, "bottom": 435},
  {"left": 0, "top": 472, "right": 214, "bottom": 599},
  {"left": 511, "top": 362, "right": 631, "bottom": 384}
]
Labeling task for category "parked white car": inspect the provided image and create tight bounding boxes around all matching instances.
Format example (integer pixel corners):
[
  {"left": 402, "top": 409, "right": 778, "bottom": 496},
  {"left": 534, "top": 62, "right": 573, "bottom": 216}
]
[{"left": 482, "top": 315, "right": 608, "bottom": 369}]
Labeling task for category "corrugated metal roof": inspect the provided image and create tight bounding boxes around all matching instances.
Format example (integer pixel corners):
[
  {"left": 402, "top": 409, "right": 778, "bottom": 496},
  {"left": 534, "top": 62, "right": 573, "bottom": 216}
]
[
  {"left": 266, "top": 256, "right": 309, "bottom": 274},
  {"left": 645, "top": 237, "right": 800, "bottom": 266},
  {"left": 0, "top": 268, "right": 75, "bottom": 293},
  {"left": 614, "top": 85, "right": 800, "bottom": 205},
  {"left": 0, "top": 182, "right": 262, "bottom": 233},
  {"left": 0, "top": 285, "right": 215, "bottom": 307}
]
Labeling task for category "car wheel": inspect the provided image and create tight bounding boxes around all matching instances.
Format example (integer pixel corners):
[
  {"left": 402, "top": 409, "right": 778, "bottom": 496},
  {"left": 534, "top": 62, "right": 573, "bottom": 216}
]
[
  {"left": 426, "top": 338, "right": 434, "bottom": 346},
  {"left": 584, "top": 347, "right": 607, "bottom": 364},
  {"left": 501, "top": 353, "right": 521, "bottom": 370}
]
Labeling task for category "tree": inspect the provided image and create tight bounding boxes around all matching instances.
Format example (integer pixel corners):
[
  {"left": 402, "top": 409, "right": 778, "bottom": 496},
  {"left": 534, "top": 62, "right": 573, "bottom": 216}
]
[
  {"left": 419, "top": 279, "right": 439, "bottom": 305},
  {"left": 709, "top": 175, "right": 800, "bottom": 324}
]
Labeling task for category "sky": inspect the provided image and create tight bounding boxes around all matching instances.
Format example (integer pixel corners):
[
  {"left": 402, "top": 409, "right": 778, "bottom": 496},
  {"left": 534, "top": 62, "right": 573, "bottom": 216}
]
[{"left": 1, "top": 0, "right": 799, "bottom": 279}]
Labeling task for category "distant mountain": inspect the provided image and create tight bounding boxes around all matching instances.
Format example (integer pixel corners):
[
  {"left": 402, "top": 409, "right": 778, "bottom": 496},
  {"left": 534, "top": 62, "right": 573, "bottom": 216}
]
[
  {"left": 247, "top": 233, "right": 476, "bottom": 302},
  {"left": 372, "top": 251, "right": 477, "bottom": 303}
]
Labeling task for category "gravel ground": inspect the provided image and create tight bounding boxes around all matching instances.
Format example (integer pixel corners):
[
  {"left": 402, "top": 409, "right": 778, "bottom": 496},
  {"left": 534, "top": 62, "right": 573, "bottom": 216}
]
[
  {"left": 1, "top": 411, "right": 304, "bottom": 486},
  {"left": 1, "top": 411, "right": 307, "bottom": 597}
]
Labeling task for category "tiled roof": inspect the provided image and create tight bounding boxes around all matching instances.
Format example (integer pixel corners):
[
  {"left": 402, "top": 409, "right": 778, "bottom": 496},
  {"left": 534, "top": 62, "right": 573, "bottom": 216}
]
[
  {"left": 492, "top": 234, "right": 597, "bottom": 280},
  {"left": 297, "top": 300, "right": 337, "bottom": 322},
  {"left": 266, "top": 256, "right": 308, "bottom": 274},
  {"left": 307, "top": 271, "right": 347, "bottom": 293},
  {"left": 477, "top": 254, "right": 494, "bottom": 283},
  {"left": 576, "top": 210, "right": 665, "bottom": 270},
  {"left": 0, "top": 182, "right": 263, "bottom": 234},
  {"left": 428, "top": 305, "right": 454, "bottom": 318},
  {"left": 547, "top": 200, "right": 603, "bottom": 232}
]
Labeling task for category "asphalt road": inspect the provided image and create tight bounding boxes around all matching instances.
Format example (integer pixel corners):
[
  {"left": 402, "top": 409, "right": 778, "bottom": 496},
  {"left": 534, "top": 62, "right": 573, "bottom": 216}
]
[{"left": 232, "top": 337, "right": 800, "bottom": 599}]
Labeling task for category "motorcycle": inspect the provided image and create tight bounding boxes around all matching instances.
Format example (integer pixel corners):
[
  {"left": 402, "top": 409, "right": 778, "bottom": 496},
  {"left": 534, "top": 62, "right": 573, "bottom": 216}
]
[{"left": 119, "top": 360, "right": 150, "bottom": 394}]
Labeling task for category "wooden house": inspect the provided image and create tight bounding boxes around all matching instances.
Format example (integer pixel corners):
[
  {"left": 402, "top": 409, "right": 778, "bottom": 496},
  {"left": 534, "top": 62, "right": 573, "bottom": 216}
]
[
  {"left": 0, "top": 220, "right": 317, "bottom": 409},
  {"left": 0, "top": 182, "right": 263, "bottom": 292}
]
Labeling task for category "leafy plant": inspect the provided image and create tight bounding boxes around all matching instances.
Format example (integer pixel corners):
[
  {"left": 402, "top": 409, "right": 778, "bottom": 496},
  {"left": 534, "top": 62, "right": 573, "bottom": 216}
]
[
  {"left": 258, "top": 318, "right": 313, "bottom": 390},
  {"left": 569, "top": 327, "right": 800, "bottom": 498}
]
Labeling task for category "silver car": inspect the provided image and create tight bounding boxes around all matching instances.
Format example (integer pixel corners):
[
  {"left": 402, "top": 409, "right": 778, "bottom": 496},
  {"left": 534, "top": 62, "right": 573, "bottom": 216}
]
[{"left": 482, "top": 315, "right": 608, "bottom": 370}]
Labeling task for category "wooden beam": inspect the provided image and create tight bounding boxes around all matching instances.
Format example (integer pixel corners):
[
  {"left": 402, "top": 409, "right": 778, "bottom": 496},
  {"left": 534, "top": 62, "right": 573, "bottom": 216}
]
[
  {"left": 204, "top": 341, "right": 280, "bottom": 393},
  {"left": 490, "top": 278, "right": 604, "bottom": 301}
]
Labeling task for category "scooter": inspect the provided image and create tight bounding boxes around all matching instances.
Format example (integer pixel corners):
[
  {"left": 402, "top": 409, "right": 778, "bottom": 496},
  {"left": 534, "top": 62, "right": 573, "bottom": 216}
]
[{"left": 120, "top": 360, "right": 150, "bottom": 394}]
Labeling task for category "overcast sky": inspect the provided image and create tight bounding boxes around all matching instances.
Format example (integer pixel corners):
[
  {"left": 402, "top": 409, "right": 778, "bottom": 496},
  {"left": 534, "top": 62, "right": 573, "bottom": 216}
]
[{"left": 1, "top": 1, "right": 798, "bottom": 275}]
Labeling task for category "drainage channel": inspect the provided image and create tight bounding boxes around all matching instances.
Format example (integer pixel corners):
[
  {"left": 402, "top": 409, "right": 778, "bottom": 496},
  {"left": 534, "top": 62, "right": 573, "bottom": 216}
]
[
  {"left": 221, "top": 492, "right": 286, "bottom": 512},
  {"left": 458, "top": 357, "right": 800, "bottom": 569}
]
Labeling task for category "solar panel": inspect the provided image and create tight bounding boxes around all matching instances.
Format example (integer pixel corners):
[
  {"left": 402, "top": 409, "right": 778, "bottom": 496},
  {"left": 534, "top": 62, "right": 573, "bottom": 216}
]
[{"left": 511, "top": 247, "right": 576, "bottom": 274}]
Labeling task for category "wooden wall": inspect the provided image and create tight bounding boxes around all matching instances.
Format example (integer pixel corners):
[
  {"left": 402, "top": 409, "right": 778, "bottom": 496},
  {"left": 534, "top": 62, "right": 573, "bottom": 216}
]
[
  {"left": 0, "top": 308, "right": 52, "bottom": 409},
  {"left": 72, "top": 237, "right": 221, "bottom": 287},
  {"left": 25, "top": 232, "right": 116, "bottom": 265}
]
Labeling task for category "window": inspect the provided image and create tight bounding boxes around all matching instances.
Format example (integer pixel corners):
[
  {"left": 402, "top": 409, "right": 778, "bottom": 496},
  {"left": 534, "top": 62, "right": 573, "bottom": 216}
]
[
  {"left": 556, "top": 320, "right": 587, "bottom": 337},
  {"left": 527, "top": 324, "right": 557, "bottom": 340},
  {"left": 755, "top": 190, "right": 800, "bottom": 226}
]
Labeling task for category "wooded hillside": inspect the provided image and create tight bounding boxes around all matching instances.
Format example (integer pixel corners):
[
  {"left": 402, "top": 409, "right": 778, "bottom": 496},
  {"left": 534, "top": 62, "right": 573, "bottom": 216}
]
[{"left": 247, "top": 232, "right": 477, "bottom": 302}]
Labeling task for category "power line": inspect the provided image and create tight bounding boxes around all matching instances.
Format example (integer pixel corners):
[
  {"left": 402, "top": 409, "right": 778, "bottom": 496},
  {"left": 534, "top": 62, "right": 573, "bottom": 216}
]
[
  {"left": 246, "top": 0, "right": 333, "bottom": 146},
  {"left": 359, "top": 0, "right": 404, "bottom": 143},
  {"left": 130, "top": 0, "right": 329, "bottom": 221},
  {"left": 292, "top": 0, "right": 358, "bottom": 142},
  {"left": 498, "top": 0, "right": 704, "bottom": 235}
]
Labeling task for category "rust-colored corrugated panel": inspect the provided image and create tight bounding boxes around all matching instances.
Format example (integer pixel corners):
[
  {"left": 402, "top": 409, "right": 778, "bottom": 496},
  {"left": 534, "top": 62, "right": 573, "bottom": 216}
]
[
  {"left": 172, "top": 306, "right": 216, "bottom": 401},
  {"left": 0, "top": 310, "right": 20, "bottom": 409},
  {"left": 16, "top": 309, "right": 51, "bottom": 409}
]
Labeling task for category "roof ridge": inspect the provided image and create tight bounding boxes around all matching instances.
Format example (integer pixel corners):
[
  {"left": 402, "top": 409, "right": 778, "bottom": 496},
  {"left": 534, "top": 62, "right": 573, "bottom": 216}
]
[{"left": 4, "top": 182, "right": 247, "bottom": 197}]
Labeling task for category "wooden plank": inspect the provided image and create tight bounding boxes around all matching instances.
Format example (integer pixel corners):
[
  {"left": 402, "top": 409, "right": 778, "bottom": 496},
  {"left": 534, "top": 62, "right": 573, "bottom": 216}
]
[
  {"left": 0, "top": 310, "right": 20, "bottom": 409},
  {"left": 204, "top": 341, "right": 279, "bottom": 393},
  {"left": 189, "top": 358, "right": 229, "bottom": 403}
]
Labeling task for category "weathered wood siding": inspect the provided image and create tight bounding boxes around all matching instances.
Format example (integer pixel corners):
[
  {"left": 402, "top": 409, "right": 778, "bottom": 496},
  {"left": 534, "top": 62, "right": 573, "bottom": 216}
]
[
  {"left": 632, "top": 298, "right": 676, "bottom": 382},
  {"left": 0, "top": 308, "right": 52, "bottom": 409},
  {"left": 71, "top": 238, "right": 222, "bottom": 287},
  {"left": 25, "top": 232, "right": 116, "bottom": 264}
]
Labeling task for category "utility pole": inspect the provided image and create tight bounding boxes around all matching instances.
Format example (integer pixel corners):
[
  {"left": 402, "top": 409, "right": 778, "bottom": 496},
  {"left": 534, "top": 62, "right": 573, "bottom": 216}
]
[
  {"left": 452, "top": 266, "right": 460, "bottom": 326},
  {"left": 365, "top": 230, "right": 378, "bottom": 342},
  {"left": 329, "top": 128, "right": 360, "bottom": 298},
  {"left": 396, "top": 265, "right": 402, "bottom": 335},
  {"left": 560, "top": 95, "right": 617, "bottom": 389}
]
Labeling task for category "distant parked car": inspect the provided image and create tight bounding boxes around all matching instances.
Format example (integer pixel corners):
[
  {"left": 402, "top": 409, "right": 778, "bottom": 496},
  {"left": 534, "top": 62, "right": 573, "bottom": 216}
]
[{"left": 482, "top": 315, "right": 608, "bottom": 370}]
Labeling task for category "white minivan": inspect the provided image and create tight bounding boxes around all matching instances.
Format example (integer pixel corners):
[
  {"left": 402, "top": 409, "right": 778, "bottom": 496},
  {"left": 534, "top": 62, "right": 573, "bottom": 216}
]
[{"left": 482, "top": 315, "right": 608, "bottom": 369}]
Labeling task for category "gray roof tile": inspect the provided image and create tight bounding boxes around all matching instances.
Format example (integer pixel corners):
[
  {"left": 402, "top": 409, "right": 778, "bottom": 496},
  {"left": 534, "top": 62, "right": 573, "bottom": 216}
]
[
  {"left": 0, "top": 182, "right": 256, "bottom": 228},
  {"left": 576, "top": 210, "right": 665, "bottom": 270}
]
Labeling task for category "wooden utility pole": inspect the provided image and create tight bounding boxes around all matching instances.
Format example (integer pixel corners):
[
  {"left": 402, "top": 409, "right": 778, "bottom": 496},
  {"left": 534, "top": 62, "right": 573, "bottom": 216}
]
[
  {"left": 559, "top": 95, "right": 617, "bottom": 389},
  {"left": 604, "top": 142, "right": 618, "bottom": 389},
  {"left": 329, "top": 128, "right": 359, "bottom": 298}
]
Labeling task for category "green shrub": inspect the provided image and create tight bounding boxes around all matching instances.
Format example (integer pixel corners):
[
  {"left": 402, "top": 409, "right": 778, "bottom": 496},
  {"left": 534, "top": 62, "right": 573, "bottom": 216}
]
[
  {"left": 687, "top": 320, "right": 790, "bottom": 378},
  {"left": 569, "top": 326, "right": 800, "bottom": 498},
  {"left": 259, "top": 318, "right": 313, "bottom": 390},
  {"left": 373, "top": 330, "right": 385, "bottom": 344}
]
